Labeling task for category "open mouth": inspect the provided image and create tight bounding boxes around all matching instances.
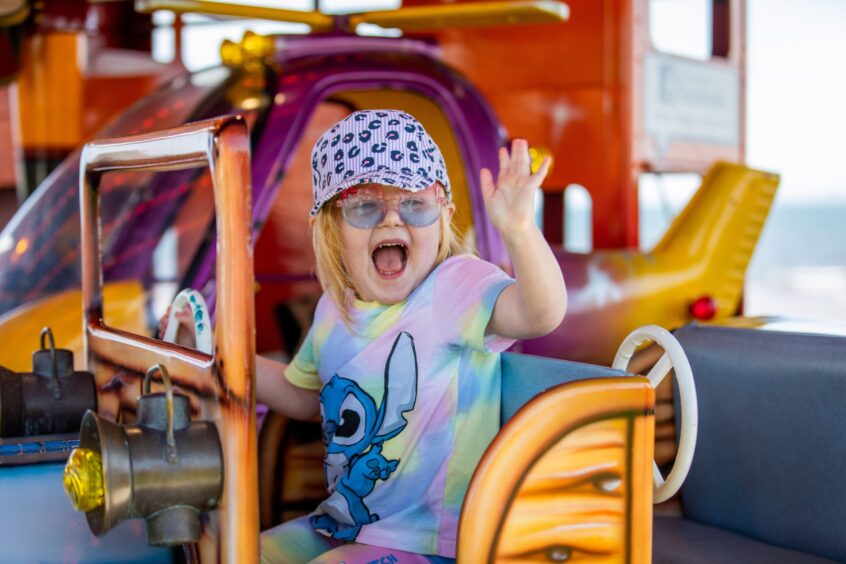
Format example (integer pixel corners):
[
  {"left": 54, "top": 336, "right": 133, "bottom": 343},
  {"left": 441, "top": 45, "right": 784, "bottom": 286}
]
[{"left": 372, "top": 241, "right": 408, "bottom": 277}]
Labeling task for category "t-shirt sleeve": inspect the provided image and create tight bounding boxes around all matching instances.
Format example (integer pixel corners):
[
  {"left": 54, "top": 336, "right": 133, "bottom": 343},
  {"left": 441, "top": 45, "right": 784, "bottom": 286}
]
[
  {"left": 434, "top": 255, "right": 516, "bottom": 353},
  {"left": 284, "top": 316, "right": 322, "bottom": 391},
  {"left": 286, "top": 294, "right": 338, "bottom": 390}
]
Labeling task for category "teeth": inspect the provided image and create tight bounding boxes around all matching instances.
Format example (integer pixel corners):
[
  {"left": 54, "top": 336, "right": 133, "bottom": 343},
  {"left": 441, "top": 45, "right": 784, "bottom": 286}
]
[{"left": 373, "top": 242, "right": 408, "bottom": 277}]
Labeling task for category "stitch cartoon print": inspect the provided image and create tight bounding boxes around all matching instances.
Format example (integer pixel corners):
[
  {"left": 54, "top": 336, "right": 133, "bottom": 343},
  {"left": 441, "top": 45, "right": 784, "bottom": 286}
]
[{"left": 310, "top": 332, "right": 418, "bottom": 541}]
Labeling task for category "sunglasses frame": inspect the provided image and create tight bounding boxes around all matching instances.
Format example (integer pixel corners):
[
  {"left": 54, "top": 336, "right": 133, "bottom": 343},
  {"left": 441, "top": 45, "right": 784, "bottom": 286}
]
[{"left": 335, "top": 185, "right": 447, "bottom": 229}]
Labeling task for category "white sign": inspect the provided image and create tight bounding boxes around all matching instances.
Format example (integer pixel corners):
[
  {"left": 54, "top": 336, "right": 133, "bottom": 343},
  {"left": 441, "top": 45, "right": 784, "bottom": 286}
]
[{"left": 644, "top": 52, "right": 740, "bottom": 156}]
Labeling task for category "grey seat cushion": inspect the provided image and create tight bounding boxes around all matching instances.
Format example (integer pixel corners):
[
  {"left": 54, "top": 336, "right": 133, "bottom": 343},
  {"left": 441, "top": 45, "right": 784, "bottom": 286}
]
[
  {"left": 654, "top": 517, "right": 840, "bottom": 564},
  {"left": 672, "top": 324, "right": 846, "bottom": 561}
]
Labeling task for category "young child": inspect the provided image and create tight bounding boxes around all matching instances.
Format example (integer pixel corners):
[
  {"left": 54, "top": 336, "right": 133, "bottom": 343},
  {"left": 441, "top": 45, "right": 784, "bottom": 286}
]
[{"left": 255, "top": 109, "right": 567, "bottom": 563}]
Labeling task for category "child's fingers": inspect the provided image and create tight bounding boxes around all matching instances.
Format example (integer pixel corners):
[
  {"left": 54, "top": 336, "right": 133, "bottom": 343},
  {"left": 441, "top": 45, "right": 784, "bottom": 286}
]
[
  {"left": 174, "top": 304, "right": 193, "bottom": 325},
  {"left": 480, "top": 167, "right": 496, "bottom": 200},
  {"left": 532, "top": 156, "right": 552, "bottom": 184},
  {"left": 497, "top": 146, "right": 510, "bottom": 180},
  {"left": 157, "top": 305, "right": 172, "bottom": 339},
  {"left": 512, "top": 139, "right": 531, "bottom": 177}
]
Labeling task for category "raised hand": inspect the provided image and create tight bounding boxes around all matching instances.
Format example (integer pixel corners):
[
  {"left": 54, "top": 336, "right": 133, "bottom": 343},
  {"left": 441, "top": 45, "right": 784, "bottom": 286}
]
[
  {"left": 479, "top": 139, "right": 551, "bottom": 238},
  {"left": 157, "top": 302, "right": 196, "bottom": 349}
]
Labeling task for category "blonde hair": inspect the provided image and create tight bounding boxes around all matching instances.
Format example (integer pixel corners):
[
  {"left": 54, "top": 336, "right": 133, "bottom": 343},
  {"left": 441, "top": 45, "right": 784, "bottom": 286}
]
[{"left": 312, "top": 198, "right": 462, "bottom": 323}]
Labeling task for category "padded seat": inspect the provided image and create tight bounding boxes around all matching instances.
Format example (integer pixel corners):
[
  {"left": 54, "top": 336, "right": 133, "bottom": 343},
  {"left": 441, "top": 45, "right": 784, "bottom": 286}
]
[
  {"left": 654, "top": 517, "right": 839, "bottom": 564},
  {"left": 659, "top": 323, "right": 846, "bottom": 563},
  {"left": 500, "top": 352, "right": 625, "bottom": 422}
]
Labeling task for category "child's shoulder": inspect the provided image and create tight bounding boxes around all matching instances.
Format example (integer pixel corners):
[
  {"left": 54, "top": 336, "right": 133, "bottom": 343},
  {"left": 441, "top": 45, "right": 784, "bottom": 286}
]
[
  {"left": 313, "top": 292, "right": 341, "bottom": 322},
  {"left": 435, "top": 254, "right": 506, "bottom": 279},
  {"left": 431, "top": 254, "right": 512, "bottom": 301}
]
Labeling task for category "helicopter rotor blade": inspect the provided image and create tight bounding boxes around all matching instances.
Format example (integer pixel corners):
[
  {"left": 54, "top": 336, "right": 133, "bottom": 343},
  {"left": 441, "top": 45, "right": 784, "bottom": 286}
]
[
  {"left": 351, "top": 1, "right": 569, "bottom": 33},
  {"left": 135, "top": 0, "right": 335, "bottom": 31}
]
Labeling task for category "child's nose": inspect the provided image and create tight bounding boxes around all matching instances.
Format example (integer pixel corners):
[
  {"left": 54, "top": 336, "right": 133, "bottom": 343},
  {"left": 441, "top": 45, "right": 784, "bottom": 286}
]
[{"left": 379, "top": 204, "right": 404, "bottom": 227}]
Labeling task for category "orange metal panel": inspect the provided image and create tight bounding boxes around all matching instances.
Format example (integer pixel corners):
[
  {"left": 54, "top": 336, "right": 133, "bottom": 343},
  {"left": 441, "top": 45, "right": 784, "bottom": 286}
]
[
  {"left": 17, "top": 33, "right": 84, "bottom": 149},
  {"left": 0, "top": 86, "right": 17, "bottom": 188},
  {"left": 15, "top": 32, "right": 176, "bottom": 152}
]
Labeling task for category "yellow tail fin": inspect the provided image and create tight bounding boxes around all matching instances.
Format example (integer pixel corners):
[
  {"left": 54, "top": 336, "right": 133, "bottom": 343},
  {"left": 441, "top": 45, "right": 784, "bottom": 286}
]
[{"left": 652, "top": 162, "right": 780, "bottom": 317}]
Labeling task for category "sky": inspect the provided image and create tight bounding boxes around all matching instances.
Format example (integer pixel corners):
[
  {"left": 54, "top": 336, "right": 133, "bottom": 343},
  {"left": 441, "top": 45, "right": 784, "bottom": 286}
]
[{"left": 746, "top": 0, "right": 846, "bottom": 204}]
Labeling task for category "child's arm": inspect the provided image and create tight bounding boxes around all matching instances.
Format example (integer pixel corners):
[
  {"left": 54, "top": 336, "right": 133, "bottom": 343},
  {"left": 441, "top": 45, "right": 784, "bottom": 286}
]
[
  {"left": 256, "top": 355, "right": 320, "bottom": 420},
  {"left": 159, "top": 303, "right": 319, "bottom": 419},
  {"left": 480, "top": 139, "right": 567, "bottom": 339}
]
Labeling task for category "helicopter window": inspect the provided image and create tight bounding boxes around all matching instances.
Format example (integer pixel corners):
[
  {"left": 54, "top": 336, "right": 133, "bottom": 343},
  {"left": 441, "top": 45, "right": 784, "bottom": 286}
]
[
  {"left": 637, "top": 172, "right": 700, "bottom": 251},
  {"left": 147, "top": 169, "right": 216, "bottom": 321},
  {"left": 649, "top": 0, "right": 714, "bottom": 61}
]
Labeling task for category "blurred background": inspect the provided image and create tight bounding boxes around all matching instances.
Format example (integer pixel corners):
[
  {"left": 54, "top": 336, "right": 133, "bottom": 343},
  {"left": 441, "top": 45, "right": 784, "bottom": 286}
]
[
  {"left": 137, "top": 0, "right": 846, "bottom": 323},
  {"left": 1, "top": 0, "right": 843, "bottom": 321}
]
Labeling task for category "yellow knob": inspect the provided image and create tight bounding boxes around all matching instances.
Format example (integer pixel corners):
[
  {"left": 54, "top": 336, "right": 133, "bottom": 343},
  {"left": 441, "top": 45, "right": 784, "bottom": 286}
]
[
  {"left": 529, "top": 146, "right": 554, "bottom": 175},
  {"left": 220, "top": 39, "right": 244, "bottom": 67},
  {"left": 242, "top": 31, "right": 274, "bottom": 59},
  {"left": 63, "top": 448, "right": 105, "bottom": 512}
]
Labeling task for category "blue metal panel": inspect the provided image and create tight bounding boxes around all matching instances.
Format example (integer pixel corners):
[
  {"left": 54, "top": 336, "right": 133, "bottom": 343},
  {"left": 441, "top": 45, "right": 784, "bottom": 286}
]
[{"left": 0, "top": 461, "right": 175, "bottom": 562}]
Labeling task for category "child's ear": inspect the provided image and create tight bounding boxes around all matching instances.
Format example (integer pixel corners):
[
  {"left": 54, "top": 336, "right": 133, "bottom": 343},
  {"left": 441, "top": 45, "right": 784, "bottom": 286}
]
[{"left": 308, "top": 216, "right": 317, "bottom": 227}]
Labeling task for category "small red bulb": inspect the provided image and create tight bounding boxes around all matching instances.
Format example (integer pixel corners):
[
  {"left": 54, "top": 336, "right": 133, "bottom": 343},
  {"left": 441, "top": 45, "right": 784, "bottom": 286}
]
[{"left": 689, "top": 296, "right": 717, "bottom": 321}]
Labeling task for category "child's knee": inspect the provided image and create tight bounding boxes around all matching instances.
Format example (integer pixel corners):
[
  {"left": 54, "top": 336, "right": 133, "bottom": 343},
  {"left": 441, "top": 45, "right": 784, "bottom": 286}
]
[{"left": 260, "top": 516, "right": 333, "bottom": 564}]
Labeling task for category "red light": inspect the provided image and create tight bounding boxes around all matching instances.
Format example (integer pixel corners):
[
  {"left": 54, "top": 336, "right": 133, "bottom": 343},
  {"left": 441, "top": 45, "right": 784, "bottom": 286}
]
[{"left": 689, "top": 296, "right": 717, "bottom": 321}]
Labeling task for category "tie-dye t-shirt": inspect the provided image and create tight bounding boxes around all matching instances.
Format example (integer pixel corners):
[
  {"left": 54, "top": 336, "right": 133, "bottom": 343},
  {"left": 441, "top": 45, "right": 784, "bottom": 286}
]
[{"left": 285, "top": 254, "right": 515, "bottom": 557}]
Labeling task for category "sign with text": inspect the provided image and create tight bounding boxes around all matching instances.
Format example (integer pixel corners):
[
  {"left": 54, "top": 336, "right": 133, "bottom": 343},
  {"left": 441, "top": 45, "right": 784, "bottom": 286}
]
[{"left": 644, "top": 52, "right": 740, "bottom": 158}]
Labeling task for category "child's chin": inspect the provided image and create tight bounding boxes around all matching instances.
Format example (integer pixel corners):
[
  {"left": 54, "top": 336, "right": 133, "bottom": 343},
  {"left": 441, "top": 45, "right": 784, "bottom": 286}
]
[
  {"left": 374, "top": 289, "right": 411, "bottom": 305},
  {"left": 369, "top": 280, "right": 413, "bottom": 304}
]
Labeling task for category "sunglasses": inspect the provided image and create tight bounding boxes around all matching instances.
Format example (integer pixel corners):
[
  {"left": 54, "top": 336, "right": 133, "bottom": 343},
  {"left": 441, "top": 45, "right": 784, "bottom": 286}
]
[{"left": 336, "top": 186, "right": 447, "bottom": 229}]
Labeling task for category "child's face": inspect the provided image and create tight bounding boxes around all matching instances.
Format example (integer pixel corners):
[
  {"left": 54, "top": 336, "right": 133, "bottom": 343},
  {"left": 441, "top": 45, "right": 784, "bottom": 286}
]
[{"left": 338, "top": 184, "right": 448, "bottom": 304}]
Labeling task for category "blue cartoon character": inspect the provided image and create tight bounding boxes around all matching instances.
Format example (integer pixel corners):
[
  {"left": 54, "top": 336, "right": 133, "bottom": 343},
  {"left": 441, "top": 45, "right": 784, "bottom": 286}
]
[{"left": 310, "top": 332, "right": 418, "bottom": 542}]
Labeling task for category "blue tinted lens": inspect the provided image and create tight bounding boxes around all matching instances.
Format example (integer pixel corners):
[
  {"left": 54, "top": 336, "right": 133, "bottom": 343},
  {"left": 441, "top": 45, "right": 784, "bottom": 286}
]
[
  {"left": 340, "top": 191, "right": 441, "bottom": 228},
  {"left": 343, "top": 200, "right": 384, "bottom": 228},
  {"left": 399, "top": 197, "right": 440, "bottom": 227}
]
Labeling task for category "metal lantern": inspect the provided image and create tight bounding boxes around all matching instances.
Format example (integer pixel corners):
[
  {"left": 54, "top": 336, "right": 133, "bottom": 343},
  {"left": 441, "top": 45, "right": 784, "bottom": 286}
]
[
  {"left": 63, "top": 364, "right": 223, "bottom": 546},
  {"left": 0, "top": 327, "right": 96, "bottom": 437}
]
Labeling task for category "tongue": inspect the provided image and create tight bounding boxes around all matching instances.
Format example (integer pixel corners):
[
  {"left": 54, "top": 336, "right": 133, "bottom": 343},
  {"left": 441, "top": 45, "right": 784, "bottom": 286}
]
[{"left": 373, "top": 246, "right": 404, "bottom": 273}]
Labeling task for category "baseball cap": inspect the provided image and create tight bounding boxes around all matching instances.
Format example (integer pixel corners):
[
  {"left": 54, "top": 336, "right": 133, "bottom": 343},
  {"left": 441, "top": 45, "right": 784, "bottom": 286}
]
[{"left": 309, "top": 109, "right": 451, "bottom": 216}]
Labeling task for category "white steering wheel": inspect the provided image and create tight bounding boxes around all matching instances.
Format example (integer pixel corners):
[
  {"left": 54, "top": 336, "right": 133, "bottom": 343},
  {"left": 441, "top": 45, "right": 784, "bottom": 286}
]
[
  {"left": 612, "top": 325, "right": 698, "bottom": 504},
  {"left": 162, "top": 289, "right": 213, "bottom": 355}
]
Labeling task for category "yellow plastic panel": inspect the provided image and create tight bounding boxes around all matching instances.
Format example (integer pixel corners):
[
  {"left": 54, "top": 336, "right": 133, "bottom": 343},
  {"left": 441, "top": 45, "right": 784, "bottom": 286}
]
[{"left": 0, "top": 281, "right": 148, "bottom": 372}]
